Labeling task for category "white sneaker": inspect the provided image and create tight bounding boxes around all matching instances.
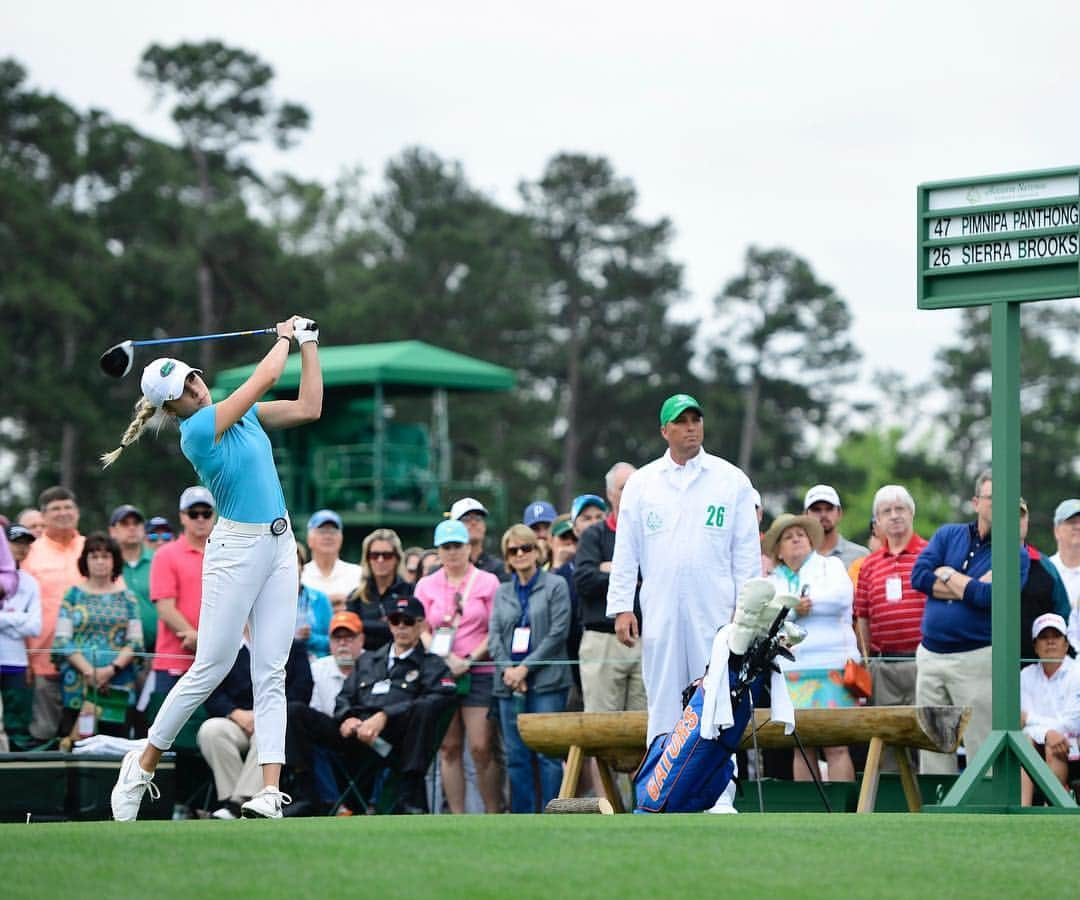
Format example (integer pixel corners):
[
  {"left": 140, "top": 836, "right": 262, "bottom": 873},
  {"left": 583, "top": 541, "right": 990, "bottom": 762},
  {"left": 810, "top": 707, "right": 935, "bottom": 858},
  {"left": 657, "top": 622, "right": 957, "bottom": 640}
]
[
  {"left": 210, "top": 806, "right": 238, "bottom": 820},
  {"left": 240, "top": 787, "right": 291, "bottom": 819},
  {"left": 705, "top": 780, "right": 739, "bottom": 814},
  {"left": 110, "top": 749, "right": 160, "bottom": 821}
]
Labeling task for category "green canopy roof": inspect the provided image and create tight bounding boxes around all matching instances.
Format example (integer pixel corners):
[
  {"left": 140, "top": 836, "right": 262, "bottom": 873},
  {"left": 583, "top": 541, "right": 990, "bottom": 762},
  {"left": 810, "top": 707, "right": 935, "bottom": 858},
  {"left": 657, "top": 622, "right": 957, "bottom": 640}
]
[{"left": 212, "top": 340, "right": 516, "bottom": 394}]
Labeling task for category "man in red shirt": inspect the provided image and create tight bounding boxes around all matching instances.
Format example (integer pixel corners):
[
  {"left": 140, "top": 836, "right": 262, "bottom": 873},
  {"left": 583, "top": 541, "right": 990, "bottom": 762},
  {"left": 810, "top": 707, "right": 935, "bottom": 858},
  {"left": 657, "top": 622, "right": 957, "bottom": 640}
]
[
  {"left": 150, "top": 487, "right": 215, "bottom": 694},
  {"left": 854, "top": 484, "right": 928, "bottom": 767}
]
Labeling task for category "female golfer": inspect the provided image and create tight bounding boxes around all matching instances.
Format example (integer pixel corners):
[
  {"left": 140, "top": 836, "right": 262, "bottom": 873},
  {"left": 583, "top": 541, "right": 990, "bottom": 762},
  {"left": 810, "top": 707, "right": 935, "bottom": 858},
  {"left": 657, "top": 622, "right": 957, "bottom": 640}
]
[{"left": 105, "top": 315, "right": 322, "bottom": 820}]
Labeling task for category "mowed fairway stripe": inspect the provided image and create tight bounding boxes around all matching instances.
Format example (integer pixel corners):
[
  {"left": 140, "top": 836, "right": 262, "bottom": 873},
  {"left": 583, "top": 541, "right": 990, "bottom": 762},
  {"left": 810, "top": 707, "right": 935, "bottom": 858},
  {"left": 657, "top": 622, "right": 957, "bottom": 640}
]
[{"left": 3, "top": 813, "right": 1068, "bottom": 899}]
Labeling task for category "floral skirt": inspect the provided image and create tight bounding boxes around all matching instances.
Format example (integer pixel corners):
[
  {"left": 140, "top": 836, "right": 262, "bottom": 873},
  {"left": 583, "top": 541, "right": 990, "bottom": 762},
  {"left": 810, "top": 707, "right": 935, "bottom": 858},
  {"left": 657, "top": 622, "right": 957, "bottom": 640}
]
[{"left": 784, "top": 668, "right": 857, "bottom": 709}]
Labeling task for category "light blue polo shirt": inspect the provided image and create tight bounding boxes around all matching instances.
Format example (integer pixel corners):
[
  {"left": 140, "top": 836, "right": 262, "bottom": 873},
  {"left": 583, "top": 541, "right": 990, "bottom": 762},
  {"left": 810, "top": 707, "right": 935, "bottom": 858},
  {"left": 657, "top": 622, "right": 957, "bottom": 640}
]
[{"left": 179, "top": 404, "right": 287, "bottom": 524}]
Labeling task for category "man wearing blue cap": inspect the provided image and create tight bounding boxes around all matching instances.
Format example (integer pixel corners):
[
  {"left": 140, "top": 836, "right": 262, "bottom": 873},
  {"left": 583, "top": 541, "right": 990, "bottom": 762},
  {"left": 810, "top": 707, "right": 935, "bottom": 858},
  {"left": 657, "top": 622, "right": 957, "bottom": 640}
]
[
  {"left": 606, "top": 394, "right": 760, "bottom": 746},
  {"left": 523, "top": 500, "right": 557, "bottom": 564},
  {"left": 301, "top": 509, "right": 361, "bottom": 612}
]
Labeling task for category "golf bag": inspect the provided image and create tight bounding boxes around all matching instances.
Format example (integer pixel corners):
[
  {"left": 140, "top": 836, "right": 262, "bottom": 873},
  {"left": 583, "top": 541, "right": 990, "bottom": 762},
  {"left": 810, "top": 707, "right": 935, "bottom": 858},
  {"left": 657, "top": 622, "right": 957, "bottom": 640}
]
[{"left": 632, "top": 667, "right": 766, "bottom": 814}]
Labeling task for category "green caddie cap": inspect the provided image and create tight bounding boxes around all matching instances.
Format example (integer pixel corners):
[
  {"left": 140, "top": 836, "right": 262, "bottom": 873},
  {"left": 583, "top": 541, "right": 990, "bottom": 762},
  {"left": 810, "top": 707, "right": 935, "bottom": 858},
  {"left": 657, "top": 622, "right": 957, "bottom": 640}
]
[{"left": 659, "top": 393, "right": 703, "bottom": 426}]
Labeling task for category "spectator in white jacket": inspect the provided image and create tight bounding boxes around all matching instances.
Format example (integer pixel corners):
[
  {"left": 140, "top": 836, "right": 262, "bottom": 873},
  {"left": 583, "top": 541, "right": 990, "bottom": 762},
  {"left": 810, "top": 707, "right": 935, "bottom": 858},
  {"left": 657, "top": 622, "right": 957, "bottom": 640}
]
[
  {"left": 1020, "top": 613, "right": 1080, "bottom": 806},
  {"left": 764, "top": 513, "right": 858, "bottom": 782},
  {"left": 1, "top": 525, "right": 43, "bottom": 752}
]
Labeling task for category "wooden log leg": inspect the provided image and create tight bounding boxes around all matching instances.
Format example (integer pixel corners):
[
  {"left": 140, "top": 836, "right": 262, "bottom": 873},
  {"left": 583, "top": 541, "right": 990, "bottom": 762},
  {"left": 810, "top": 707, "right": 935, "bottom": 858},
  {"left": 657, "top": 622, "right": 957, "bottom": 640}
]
[
  {"left": 856, "top": 736, "right": 884, "bottom": 813},
  {"left": 595, "top": 758, "right": 626, "bottom": 814},
  {"left": 546, "top": 797, "right": 615, "bottom": 814},
  {"left": 895, "top": 746, "right": 922, "bottom": 812},
  {"left": 559, "top": 745, "right": 585, "bottom": 799}
]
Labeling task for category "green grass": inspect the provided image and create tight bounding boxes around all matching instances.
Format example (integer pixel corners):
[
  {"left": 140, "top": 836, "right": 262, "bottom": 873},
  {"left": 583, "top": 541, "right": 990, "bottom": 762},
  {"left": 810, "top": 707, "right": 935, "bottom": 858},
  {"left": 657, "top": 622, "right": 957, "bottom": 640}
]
[{"left": 4, "top": 814, "right": 1068, "bottom": 899}]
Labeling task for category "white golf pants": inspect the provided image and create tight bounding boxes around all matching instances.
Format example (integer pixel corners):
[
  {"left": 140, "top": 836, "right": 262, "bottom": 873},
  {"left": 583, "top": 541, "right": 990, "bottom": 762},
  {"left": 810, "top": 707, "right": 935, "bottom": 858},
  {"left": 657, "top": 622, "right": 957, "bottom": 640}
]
[{"left": 148, "top": 519, "right": 298, "bottom": 765}]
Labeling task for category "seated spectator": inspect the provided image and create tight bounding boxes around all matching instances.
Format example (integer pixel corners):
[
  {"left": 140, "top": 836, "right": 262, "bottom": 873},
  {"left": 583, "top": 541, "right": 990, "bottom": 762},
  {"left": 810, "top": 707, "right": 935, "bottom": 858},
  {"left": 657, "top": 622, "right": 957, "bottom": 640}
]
[
  {"left": 523, "top": 501, "right": 557, "bottom": 566},
  {"left": 197, "top": 634, "right": 313, "bottom": 819},
  {"left": 307, "top": 611, "right": 366, "bottom": 812},
  {"left": 1020, "top": 614, "right": 1080, "bottom": 806},
  {"left": 449, "top": 497, "right": 507, "bottom": 580},
  {"left": 295, "top": 544, "right": 332, "bottom": 658},
  {"left": 16, "top": 508, "right": 45, "bottom": 540},
  {"left": 346, "top": 529, "right": 412, "bottom": 652},
  {"left": 1, "top": 525, "right": 42, "bottom": 748},
  {"left": 302, "top": 510, "right": 361, "bottom": 613},
  {"left": 145, "top": 517, "right": 174, "bottom": 553},
  {"left": 52, "top": 533, "right": 143, "bottom": 738},
  {"left": 109, "top": 505, "right": 155, "bottom": 659},
  {"left": 415, "top": 519, "right": 502, "bottom": 814},
  {"left": 402, "top": 547, "right": 425, "bottom": 585},
  {"left": 310, "top": 612, "right": 365, "bottom": 716},
  {"left": 490, "top": 524, "right": 572, "bottom": 813},
  {"left": 1021, "top": 500, "right": 1071, "bottom": 664},
  {"left": 764, "top": 513, "right": 858, "bottom": 782},
  {"left": 286, "top": 595, "right": 457, "bottom": 814}
]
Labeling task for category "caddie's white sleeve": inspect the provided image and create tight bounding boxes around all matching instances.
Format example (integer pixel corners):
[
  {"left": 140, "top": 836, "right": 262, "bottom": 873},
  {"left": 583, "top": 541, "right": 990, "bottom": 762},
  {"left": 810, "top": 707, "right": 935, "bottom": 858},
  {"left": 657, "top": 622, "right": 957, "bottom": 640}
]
[
  {"left": 730, "top": 479, "right": 763, "bottom": 596},
  {"left": 606, "top": 473, "right": 643, "bottom": 618}
]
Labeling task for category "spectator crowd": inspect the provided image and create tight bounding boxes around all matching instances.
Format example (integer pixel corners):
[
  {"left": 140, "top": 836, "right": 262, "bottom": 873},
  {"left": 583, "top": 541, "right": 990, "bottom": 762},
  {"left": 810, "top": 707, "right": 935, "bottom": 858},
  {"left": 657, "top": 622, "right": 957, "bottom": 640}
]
[{"left": 2, "top": 466, "right": 1079, "bottom": 811}]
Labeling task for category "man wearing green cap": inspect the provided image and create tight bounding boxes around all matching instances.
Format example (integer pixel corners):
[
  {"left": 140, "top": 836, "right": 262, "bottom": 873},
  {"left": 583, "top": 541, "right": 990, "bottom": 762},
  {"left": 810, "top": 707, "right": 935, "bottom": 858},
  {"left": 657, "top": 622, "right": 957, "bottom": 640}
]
[{"left": 606, "top": 394, "right": 761, "bottom": 745}]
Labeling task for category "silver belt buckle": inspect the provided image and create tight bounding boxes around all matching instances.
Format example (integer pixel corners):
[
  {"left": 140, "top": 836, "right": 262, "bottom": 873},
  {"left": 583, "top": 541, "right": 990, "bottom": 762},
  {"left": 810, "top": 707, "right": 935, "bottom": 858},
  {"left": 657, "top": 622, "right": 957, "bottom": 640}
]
[{"left": 270, "top": 517, "right": 288, "bottom": 536}]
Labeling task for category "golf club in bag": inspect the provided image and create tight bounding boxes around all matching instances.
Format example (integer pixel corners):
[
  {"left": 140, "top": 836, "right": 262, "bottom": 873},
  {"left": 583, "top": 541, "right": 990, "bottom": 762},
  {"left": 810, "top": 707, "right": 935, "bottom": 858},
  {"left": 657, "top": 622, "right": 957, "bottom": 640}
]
[
  {"left": 99, "top": 324, "right": 315, "bottom": 378},
  {"left": 633, "top": 605, "right": 797, "bottom": 814}
]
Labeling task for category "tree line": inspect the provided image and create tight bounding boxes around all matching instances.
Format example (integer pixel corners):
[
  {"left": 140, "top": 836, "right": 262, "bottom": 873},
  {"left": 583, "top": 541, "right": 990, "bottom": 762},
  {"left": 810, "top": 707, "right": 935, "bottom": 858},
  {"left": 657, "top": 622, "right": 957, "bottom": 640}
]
[{"left": 1, "top": 42, "right": 1076, "bottom": 549}]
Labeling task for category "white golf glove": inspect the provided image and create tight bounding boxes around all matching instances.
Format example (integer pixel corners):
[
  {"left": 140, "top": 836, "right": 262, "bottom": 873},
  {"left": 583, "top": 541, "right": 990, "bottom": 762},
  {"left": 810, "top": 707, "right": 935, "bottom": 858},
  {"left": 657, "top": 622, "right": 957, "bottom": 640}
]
[{"left": 294, "top": 317, "right": 319, "bottom": 345}]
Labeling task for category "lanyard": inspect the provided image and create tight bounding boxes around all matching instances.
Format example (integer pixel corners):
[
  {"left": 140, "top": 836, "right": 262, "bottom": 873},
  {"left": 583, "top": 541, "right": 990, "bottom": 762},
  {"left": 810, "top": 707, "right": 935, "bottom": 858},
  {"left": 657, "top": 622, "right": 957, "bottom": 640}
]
[{"left": 515, "top": 571, "right": 538, "bottom": 628}]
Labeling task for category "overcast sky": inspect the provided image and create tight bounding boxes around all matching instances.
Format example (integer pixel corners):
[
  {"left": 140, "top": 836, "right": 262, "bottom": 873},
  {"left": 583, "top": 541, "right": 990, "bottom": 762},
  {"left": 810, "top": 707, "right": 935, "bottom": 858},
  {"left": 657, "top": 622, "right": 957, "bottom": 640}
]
[{"left": 8, "top": 1, "right": 1080, "bottom": 398}]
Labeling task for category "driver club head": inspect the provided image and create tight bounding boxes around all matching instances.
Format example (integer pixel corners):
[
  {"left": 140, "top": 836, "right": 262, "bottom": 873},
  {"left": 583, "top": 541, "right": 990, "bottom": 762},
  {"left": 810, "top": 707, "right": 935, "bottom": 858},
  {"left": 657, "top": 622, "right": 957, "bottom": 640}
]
[{"left": 100, "top": 341, "right": 134, "bottom": 378}]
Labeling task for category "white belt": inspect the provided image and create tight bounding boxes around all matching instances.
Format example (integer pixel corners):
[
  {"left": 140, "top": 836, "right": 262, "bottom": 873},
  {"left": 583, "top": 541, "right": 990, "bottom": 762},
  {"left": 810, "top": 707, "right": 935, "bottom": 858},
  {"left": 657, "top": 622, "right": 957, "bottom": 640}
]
[{"left": 215, "top": 516, "right": 291, "bottom": 536}]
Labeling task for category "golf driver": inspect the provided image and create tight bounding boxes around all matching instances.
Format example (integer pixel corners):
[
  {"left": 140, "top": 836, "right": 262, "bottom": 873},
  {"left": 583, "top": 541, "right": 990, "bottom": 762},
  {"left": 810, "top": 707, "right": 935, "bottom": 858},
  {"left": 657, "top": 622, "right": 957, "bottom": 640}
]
[{"left": 99, "top": 324, "right": 315, "bottom": 378}]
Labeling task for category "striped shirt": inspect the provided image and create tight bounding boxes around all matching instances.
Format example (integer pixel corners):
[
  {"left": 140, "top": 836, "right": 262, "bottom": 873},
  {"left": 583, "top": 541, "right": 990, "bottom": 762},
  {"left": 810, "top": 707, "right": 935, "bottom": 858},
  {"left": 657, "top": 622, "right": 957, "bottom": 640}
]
[{"left": 853, "top": 533, "right": 929, "bottom": 654}]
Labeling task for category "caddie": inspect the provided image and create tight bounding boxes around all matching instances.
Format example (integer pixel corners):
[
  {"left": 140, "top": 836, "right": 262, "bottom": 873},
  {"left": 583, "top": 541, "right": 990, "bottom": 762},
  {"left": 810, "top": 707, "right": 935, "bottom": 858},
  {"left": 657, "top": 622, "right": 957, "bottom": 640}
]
[{"left": 607, "top": 393, "right": 761, "bottom": 743}]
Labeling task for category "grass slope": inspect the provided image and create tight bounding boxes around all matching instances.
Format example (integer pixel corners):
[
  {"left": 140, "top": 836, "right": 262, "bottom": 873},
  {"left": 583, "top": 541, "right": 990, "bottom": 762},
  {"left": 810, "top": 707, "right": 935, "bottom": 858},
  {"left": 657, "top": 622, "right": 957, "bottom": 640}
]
[{"left": 5, "top": 813, "right": 1066, "bottom": 899}]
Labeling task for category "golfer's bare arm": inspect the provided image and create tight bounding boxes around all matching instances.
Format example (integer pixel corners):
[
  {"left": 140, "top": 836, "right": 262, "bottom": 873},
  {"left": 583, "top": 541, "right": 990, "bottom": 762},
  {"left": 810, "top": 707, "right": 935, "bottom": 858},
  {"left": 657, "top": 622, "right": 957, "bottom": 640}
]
[
  {"left": 214, "top": 320, "right": 294, "bottom": 438},
  {"left": 257, "top": 340, "right": 322, "bottom": 431}
]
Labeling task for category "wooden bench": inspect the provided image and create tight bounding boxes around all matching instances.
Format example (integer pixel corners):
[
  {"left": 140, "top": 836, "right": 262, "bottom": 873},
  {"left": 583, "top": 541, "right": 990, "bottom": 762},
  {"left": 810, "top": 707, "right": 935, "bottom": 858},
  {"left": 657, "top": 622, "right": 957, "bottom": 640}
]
[{"left": 518, "top": 705, "right": 970, "bottom": 813}]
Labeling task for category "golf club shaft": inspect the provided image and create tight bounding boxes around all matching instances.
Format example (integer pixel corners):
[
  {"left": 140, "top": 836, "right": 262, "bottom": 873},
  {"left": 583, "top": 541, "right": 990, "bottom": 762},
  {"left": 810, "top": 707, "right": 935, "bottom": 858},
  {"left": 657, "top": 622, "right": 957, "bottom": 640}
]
[{"left": 131, "top": 327, "right": 277, "bottom": 348}]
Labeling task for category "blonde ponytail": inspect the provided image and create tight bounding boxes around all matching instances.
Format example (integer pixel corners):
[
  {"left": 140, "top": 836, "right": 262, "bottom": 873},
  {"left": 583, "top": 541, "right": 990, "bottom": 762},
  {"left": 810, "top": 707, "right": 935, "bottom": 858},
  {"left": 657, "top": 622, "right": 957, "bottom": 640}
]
[{"left": 101, "top": 397, "right": 159, "bottom": 468}]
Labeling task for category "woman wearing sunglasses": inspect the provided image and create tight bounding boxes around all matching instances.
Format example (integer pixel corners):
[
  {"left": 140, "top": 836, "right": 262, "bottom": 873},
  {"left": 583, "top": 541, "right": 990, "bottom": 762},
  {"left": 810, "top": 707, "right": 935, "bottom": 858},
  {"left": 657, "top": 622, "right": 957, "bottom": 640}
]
[
  {"left": 489, "top": 523, "right": 572, "bottom": 813},
  {"left": 414, "top": 519, "right": 502, "bottom": 814},
  {"left": 346, "top": 529, "right": 412, "bottom": 652}
]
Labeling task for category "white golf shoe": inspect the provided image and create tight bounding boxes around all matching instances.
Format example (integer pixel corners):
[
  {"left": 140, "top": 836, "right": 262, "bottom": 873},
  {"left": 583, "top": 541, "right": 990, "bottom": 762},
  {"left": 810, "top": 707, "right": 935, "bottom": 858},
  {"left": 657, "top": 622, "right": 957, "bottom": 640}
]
[
  {"left": 240, "top": 787, "right": 291, "bottom": 819},
  {"left": 705, "top": 780, "right": 739, "bottom": 814},
  {"left": 110, "top": 749, "right": 160, "bottom": 821}
]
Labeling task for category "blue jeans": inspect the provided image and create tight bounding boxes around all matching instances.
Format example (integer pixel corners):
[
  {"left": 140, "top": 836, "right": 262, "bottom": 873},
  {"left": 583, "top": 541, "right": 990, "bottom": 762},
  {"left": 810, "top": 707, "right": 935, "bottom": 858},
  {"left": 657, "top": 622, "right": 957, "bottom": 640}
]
[{"left": 498, "top": 689, "right": 568, "bottom": 813}]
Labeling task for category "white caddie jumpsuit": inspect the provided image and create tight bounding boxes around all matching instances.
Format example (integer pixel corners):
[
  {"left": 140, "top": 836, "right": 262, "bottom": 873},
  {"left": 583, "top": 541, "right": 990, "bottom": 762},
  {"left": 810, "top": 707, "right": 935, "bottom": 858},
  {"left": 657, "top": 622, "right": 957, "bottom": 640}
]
[{"left": 606, "top": 448, "right": 761, "bottom": 743}]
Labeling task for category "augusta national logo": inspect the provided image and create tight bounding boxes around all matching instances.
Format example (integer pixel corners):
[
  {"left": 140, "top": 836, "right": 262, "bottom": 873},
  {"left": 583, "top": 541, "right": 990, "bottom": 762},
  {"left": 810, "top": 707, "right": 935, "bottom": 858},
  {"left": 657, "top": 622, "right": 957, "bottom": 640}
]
[{"left": 646, "top": 510, "right": 663, "bottom": 532}]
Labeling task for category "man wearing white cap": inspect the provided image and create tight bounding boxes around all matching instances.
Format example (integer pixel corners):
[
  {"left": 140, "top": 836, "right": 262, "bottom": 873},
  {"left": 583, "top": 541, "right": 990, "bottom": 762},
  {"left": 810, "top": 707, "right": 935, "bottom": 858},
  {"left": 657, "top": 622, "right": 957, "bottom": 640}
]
[
  {"left": 1048, "top": 499, "right": 1080, "bottom": 649},
  {"left": 1019, "top": 613, "right": 1080, "bottom": 805},
  {"left": 449, "top": 497, "right": 506, "bottom": 580},
  {"left": 607, "top": 394, "right": 760, "bottom": 746},
  {"left": 803, "top": 484, "right": 869, "bottom": 569}
]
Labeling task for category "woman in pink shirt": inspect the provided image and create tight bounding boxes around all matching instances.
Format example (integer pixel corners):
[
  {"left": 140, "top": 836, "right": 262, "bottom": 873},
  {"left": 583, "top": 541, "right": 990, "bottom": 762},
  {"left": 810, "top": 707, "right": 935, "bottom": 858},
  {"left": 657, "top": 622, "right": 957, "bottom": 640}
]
[{"left": 415, "top": 519, "right": 501, "bottom": 813}]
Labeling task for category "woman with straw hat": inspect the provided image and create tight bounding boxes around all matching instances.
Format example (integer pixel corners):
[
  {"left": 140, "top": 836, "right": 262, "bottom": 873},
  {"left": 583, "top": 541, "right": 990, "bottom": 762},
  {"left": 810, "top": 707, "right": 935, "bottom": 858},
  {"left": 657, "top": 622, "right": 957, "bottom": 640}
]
[{"left": 762, "top": 512, "right": 858, "bottom": 782}]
